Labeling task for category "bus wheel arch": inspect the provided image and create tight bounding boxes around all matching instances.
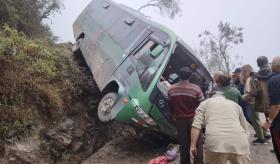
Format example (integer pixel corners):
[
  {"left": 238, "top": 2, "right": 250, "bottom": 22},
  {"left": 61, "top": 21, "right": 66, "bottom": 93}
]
[{"left": 72, "top": 32, "right": 85, "bottom": 54}]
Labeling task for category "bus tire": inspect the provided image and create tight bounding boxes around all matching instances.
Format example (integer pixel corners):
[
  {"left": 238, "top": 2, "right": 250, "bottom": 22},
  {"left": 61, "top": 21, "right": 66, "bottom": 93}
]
[
  {"left": 72, "top": 38, "right": 82, "bottom": 55},
  {"left": 97, "top": 92, "right": 117, "bottom": 123}
]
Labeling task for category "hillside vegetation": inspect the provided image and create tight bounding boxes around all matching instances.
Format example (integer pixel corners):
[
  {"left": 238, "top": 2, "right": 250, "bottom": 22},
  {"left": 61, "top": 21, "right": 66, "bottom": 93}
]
[{"left": 0, "top": 26, "right": 117, "bottom": 163}]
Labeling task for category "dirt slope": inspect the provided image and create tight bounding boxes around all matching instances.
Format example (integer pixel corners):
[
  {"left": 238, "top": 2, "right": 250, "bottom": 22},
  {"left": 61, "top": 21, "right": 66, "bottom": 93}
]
[{"left": 0, "top": 40, "right": 114, "bottom": 163}]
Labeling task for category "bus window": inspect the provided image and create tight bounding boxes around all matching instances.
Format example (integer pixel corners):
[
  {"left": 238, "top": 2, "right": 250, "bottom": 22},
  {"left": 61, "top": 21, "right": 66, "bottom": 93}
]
[{"left": 132, "top": 40, "right": 166, "bottom": 90}]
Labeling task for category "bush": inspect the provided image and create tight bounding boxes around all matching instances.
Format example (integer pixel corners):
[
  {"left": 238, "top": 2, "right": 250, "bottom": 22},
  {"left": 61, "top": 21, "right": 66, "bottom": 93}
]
[
  {"left": 0, "top": 25, "right": 61, "bottom": 78},
  {"left": 0, "top": 26, "right": 70, "bottom": 140}
]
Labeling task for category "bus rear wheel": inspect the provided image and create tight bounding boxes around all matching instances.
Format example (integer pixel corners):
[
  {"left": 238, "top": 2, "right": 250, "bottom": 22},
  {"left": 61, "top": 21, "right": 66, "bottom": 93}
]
[{"left": 72, "top": 38, "right": 82, "bottom": 55}]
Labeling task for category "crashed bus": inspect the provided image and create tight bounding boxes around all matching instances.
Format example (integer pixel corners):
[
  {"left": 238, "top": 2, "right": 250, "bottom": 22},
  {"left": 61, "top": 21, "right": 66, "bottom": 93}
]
[{"left": 72, "top": 0, "right": 212, "bottom": 137}]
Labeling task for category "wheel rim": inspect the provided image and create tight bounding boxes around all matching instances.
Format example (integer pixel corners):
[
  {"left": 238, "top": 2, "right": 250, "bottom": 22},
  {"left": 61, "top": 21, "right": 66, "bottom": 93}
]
[
  {"left": 101, "top": 98, "right": 114, "bottom": 114},
  {"left": 98, "top": 94, "right": 116, "bottom": 122}
]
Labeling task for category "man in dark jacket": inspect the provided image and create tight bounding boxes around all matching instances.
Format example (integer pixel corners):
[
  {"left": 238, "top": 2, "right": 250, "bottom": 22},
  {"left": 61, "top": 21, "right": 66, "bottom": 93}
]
[
  {"left": 265, "top": 56, "right": 280, "bottom": 162},
  {"left": 253, "top": 56, "right": 272, "bottom": 113},
  {"left": 250, "top": 56, "right": 272, "bottom": 140}
]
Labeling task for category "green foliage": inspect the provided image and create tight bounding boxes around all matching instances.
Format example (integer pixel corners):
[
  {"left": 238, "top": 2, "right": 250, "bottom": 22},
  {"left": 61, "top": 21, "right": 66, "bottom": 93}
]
[
  {"left": 198, "top": 21, "right": 244, "bottom": 74},
  {"left": 0, "top": 0, "right": 63, "bottom": 37},
  {"left": 0, "top": 26, "right": 64, "bottom": 138},
  {"left": 0, "top": 26, "right": 93, "bottom": 141},
  {"left": 0, "top": 105, "right": 35, "bottom": 140},
  {"left": 0, "top": 25, "right": 60, "bottom": 78}
]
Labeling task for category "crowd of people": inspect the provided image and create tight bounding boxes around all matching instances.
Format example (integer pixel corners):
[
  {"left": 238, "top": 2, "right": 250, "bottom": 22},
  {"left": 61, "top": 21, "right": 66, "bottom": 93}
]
[{"left": 167, "top": 56, "right": 280, "bottom": 164}]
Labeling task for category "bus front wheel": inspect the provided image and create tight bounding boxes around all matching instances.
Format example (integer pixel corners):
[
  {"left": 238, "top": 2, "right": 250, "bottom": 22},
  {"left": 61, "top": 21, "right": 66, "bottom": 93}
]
[{"left": 97, "top": 92, "right": 117, "bottom": 122}]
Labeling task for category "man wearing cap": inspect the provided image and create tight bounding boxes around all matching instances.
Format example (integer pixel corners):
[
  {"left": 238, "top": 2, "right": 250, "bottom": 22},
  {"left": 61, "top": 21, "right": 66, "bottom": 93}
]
[
  {"left": 168, "top": 66, "right": 204, "bottom": 164},
  {"left": 232, "top": 68, "right": 243, "bottom": 92},
  {"left": 264, "top": 56, "right": 280, "bottom": 162}
]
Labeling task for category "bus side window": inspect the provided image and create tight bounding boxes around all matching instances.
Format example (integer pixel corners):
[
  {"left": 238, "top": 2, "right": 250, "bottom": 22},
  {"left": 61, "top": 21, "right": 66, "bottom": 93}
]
[{"left": 133, "top": 40, "right": 158, "bottom": 61}]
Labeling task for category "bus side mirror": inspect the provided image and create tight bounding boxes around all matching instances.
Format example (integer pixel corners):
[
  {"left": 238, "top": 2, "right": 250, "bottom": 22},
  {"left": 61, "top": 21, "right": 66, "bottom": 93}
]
[{"left": 150, "top": 45, "right": 164, "bottom": 59}]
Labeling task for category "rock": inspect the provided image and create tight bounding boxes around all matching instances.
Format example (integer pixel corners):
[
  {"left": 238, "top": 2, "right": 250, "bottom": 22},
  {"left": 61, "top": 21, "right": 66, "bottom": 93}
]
[
  {"left": 50, "top": 147, "right": 61, "bottom": 161},
  {"left": 42, "top": 119, "right": 75, "bottom": 151},
  {"left": 74, "top": 128, "right": 85, "bottom": 138},
  {"left": 9, "top": 157, "right": 16, "bottom": 161},
  {"left": 0, "top": 143, "right": 5, "bottom": 157},
  {"left": 71, "top": 140, "right": 83, "bottom": 152},
  {"left": 43, "top": 129, "right": 73, "bottom": 152},
  {"left": 45, "top": 129, "right": 56, "bottom": 139},
  {"left": 58, "top": 119, "right": 74, "bottom": 132}
]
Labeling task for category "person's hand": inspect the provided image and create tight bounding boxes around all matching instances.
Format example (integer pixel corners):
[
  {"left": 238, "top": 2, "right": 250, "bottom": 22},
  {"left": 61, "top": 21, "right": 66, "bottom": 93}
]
[
  {"left": 190, "top": 144, "right": 197, "bottom": 159},
  {"left": 263, "top": 120, "right": 271, "bottom": 129},
  {"left": 172, "top": 115, "right": 176, "bottom": 121}
]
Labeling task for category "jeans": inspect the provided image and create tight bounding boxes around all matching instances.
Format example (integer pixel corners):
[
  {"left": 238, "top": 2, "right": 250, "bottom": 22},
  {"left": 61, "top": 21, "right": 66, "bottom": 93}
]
[
  {"left": 240, "top": 101, "right": 252, "bottom": 125},
  {"left": 250, "top": 104, "right": 266, "bottom": 140}
]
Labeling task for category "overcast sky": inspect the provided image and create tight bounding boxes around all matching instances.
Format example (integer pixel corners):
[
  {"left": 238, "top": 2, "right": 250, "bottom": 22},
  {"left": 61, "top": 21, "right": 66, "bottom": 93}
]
[{"left": 49, "top": 0, "right": 280, "bottom": 69}]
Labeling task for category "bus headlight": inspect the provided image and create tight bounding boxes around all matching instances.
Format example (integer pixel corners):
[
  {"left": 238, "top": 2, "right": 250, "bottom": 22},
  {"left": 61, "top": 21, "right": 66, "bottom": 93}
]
[{"left": 135, "top": 106, "right": 157, "bottom": 126}]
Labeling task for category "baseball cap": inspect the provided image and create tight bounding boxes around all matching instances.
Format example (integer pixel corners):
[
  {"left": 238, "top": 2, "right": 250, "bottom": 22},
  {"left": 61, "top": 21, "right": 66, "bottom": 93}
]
[{"left": 233, "top": 68, "right": 241, "bottom": 74}]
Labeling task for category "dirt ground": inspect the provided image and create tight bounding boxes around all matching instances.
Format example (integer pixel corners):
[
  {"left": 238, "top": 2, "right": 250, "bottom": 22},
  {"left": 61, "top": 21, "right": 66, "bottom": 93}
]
[{"left": 82, "top": 114, "right": 278, "bottom": 164}]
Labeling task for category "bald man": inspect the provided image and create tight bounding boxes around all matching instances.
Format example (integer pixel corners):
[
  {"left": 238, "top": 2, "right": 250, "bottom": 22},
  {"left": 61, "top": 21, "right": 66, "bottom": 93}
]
[{"left": 265, "top": 56, "right": 280, "bottom": 162}]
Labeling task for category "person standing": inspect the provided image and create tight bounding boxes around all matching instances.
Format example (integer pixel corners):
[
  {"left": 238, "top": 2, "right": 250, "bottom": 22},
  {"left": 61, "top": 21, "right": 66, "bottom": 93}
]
[
  {"left": 213, "top": 71, "right": 224, "bottom": 88},
  {"left": 168, "top": 67, "right": 204, "bottom": 164},
  {"left": 251, "top": 56, "right": 272, "bottom": 139},
  {"left": 232, "top": 68, "right": 244, "bottom": 94},
  {"left": 190, "top": 91, "right": 251, "bottom": 164},
  {"left": 232, "top": 68, "right": 253, "bottom": 124},
  {"left": 264, "top": 56, "right": 280, "bottom": 162},
  {"left": 253, "top": 56, "right": 272, "bottom": 115},
  {"left": 241, "top": 64, "right": 267, "bottom": 144}
]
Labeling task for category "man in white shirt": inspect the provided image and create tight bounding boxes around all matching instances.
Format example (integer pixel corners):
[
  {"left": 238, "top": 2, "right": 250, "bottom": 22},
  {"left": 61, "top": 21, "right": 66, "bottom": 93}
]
[{"left": 190, "top": 92, "right": 251, "bottom": 164}]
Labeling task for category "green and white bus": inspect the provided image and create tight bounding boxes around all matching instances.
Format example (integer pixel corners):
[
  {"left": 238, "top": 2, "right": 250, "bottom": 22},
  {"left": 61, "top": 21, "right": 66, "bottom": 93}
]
[{"left": 72, "top": 0, "right": 212, "bottom": 137}]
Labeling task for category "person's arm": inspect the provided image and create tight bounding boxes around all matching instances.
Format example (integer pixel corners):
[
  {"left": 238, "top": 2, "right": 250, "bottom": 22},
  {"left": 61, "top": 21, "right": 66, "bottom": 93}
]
[
  {"left": 197, "top": 88, "right": 205, "bottom": 102},
  {"left": 237, "top": 89, "right": 242, "bottom": 106},
  {"left": 268, "top": 105, "right": 280, "bottom": 121},
  {"left": 190, "top": 127, "right": 201, "bottom": 157},
  {"left": 264, "top": 105, "right": 280, "bottom": 128},
  {"left": 238, "top": 104, "right": 249, "bottom": 135},
  {"left": 167, "top": 88, "right": 176, "bottom": 121},
  {"left": 190, "top": 101, "right": 206, "bottom": 157},
  {"left": 264, "top": 79, "right": 280, "bottom": 128},
  {"left": 242, "top": 79, "right": 256, "bottom": 102},
  {"left": 249, "top": 78, "right": 259, "bottom": 97}
]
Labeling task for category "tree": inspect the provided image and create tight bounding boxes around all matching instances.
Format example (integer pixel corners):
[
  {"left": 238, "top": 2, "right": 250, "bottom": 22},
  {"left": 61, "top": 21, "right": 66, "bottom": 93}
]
[
  {"left": 38, "top": 0, "right": 63, "bottom": 20},
  {"left": 198, "top": 21, "right": 243, "bottom": 74},
  {"left": 0, "top": 0, "right": 64, "bottom": 37},
  {"left": 138, "top": 0, "right": 181, "bottom": 19}
]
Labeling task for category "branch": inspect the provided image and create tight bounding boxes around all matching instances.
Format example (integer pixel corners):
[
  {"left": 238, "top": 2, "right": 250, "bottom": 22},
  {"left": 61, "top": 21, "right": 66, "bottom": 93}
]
[{"left": 138, "top": 2, "right": 160, "bottom": 11}]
